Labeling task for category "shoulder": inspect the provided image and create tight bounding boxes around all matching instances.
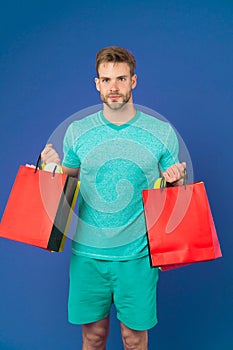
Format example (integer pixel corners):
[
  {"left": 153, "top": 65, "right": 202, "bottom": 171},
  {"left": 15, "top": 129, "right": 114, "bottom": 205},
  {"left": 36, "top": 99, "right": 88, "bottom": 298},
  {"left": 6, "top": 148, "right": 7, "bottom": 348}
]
[
  {"left": 65, "top": 111, "right": 102, "bottom": 136},
  {"left": 136, "top": 110, "right": 175, "bottom": 134}
]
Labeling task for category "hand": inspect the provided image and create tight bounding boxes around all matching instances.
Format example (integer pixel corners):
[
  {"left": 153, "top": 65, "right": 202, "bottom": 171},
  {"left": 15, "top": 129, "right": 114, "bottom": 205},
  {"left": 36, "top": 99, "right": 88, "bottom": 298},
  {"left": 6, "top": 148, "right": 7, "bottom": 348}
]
[
  {"left": 41, "top": 144, "right": 60, "bottom": 165},
  {"left": 162, "top": 162, "right": 186, "bottom": 185}
]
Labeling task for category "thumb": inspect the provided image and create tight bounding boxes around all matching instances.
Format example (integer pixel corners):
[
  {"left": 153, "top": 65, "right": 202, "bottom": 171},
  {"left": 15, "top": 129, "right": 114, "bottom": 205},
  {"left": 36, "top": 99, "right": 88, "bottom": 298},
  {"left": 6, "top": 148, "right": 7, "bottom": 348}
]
[{"left": 182, "top": 161, "right": 186, "bottom": 169}]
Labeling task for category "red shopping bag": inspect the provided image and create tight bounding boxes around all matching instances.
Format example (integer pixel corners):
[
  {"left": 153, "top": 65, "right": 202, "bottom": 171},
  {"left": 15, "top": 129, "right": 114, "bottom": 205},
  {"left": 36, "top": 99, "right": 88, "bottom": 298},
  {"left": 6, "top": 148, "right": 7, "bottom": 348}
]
[
  {"left": 142, "top": 179, "right": 222, "bottom": 270},
  {"left": 0, "top": 165, "right": 79, "bottom": 252}
]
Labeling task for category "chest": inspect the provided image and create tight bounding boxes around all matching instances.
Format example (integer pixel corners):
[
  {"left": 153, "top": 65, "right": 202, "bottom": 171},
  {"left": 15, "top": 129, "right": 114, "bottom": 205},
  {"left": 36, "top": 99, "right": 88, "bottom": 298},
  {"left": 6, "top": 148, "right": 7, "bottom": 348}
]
[{"left": 75, "top": 128, "right": 166, "bottom": 184}]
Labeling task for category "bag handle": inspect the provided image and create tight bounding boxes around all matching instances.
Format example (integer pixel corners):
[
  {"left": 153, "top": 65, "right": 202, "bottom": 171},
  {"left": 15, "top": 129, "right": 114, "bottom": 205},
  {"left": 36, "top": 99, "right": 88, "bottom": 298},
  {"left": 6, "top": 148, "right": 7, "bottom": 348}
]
[
  {"left": 34, "top": 154, "right": 42, "bottom": 173},
  {"left": 183, "top": 168, "right": 188, "bottom": 189},
  {"left": 34, "top": 154, "right": 58, "bottom": 177}
]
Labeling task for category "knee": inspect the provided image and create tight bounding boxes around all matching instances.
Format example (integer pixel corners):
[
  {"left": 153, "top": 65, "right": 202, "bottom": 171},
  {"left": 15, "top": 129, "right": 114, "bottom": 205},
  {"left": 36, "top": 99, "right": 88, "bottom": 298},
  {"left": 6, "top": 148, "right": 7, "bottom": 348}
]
[
  {"left": 83, "top": 332, "right": 105, "bottom": 348},
  {"left": 82, "top": 325, "right": 108, "bottom": 349},
  {"left": 122, "top": 336, "right": 146, "bottom": 350},
  {"left": 121, "top": 324, "right": 148, "bottom": 350}
]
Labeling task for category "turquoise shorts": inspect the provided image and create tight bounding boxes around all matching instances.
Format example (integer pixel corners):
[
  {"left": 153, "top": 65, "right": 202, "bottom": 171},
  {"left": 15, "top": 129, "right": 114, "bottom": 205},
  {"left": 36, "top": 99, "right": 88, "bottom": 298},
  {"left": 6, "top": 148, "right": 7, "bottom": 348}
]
[{"left": 68, "top": 254, "right": 159, "bottom": 331}]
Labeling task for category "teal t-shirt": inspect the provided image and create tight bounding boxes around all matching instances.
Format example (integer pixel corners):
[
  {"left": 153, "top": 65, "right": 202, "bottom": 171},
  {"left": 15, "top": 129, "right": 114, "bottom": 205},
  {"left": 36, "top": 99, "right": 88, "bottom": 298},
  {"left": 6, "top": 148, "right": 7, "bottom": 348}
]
[{"left": 62, "top": 110, "right": 179, "bottom": 260}]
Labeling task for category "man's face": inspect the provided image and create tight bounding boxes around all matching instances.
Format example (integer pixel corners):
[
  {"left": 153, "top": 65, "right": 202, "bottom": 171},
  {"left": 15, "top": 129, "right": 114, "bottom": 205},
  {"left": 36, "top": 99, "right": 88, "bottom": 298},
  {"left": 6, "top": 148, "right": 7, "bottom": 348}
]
[{"left": 95, "top": 62, "right": 137, "bottom": 110}]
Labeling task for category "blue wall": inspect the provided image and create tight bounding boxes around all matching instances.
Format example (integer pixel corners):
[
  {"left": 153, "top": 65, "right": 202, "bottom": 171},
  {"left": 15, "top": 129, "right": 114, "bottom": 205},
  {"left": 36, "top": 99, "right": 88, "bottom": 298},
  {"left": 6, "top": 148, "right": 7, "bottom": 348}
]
[{"left": 0, "top": 1, "right": 232, "bottom": 349}]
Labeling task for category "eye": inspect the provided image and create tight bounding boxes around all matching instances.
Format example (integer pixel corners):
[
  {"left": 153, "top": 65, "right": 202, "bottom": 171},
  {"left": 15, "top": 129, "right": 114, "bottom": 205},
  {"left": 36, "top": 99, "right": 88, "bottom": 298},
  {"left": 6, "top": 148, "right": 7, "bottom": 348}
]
[
  {"left": 101, "top": 78, "right": 110, "bottom": 83},
  {"left": 118, "top": 77, "right": 126, "bottom": 81}
]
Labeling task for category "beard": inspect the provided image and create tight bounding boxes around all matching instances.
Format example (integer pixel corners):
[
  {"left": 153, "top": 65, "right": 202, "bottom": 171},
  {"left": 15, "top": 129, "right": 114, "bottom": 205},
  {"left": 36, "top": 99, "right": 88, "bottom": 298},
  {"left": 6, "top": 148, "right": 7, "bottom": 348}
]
[{"left": 100, "top": 91, "right": 132, "bottom": 110}]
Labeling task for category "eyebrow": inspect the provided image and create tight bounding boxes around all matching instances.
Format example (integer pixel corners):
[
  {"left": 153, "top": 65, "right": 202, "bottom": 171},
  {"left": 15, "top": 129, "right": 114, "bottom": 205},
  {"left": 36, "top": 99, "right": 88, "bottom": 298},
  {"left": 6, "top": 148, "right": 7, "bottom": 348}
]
[{"left": 99, "top": 75, "right": 128, "bottom": 79}]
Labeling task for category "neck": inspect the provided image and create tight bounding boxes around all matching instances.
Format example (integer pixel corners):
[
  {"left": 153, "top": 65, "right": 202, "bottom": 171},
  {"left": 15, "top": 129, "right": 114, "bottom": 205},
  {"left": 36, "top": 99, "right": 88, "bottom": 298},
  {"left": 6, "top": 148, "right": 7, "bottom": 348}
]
[{"left": 103, "top": 102, "right": 137, "bottom": 125}]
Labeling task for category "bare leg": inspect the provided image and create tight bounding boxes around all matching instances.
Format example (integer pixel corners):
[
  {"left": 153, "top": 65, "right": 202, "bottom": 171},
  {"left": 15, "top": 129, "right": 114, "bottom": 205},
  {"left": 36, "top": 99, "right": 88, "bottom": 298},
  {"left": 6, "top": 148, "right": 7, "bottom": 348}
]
[
  {"left": 82, "top": 317, "right": 110, "bottom": 350},
  {"left": 120, "top": 322, "right": 148, "bottom": 350}
]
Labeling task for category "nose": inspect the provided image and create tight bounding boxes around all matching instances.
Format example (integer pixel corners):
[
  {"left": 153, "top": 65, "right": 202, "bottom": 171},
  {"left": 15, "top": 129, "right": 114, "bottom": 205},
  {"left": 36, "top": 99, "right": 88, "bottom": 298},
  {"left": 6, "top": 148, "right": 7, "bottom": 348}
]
[{"left": 109, "top": 80, "right": 119, "bottom": 92}]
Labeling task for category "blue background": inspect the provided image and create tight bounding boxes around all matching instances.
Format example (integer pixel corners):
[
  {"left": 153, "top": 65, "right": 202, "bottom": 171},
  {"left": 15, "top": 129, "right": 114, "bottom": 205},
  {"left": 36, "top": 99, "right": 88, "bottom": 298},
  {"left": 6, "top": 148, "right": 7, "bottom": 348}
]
[{"left": 0, "top": 0, "right": 232, "bottom": 349}]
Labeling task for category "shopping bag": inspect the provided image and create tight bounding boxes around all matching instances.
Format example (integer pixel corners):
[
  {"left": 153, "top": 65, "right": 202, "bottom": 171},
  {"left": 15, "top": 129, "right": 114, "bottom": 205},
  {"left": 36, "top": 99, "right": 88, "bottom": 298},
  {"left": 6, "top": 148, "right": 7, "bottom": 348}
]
[
  {"left": 0, "top": 163, "right": 80, "bottom": 252},
  {"left": 142, "top": 176, "right": 222, "bottom": 270}
]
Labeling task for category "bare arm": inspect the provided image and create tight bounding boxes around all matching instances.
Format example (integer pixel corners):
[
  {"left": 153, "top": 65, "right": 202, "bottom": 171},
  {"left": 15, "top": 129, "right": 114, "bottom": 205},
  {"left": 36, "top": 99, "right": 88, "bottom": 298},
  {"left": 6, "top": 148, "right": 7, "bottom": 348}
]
[{"left": 62, "top": 166, "right": 80, "bottom": 178}]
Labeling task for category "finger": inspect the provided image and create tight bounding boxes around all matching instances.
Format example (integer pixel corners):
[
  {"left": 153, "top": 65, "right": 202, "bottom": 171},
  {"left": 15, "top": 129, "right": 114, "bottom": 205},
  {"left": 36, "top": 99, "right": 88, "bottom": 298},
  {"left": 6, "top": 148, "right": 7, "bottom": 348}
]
[
  {"left": 164, "top": 167, "right": 180, "bottom": 182},
  {"left": 163, "top": 171, "right": 176, "bottom": 182},
  {"left": 46, "top": 156, "right": 60, "bottom": 164},
  {"left": 41, "top": 144, "right": 53, "bottom": 156},
  {"left": 45, "top": 150, "right": 60, "bottom": 163},
  {"left": 182, "top": 161, "right": 186, "bottom": 169},
  {"left": 41, "top": 148, "right": 59, "bottom": 161},
  {"left": 44, "top": 148, "right": 55, "bottom": 157},
  {"left": 167, "top": 166, "right": 179, "bottom": 178},
  {"left": 44, "top": 151, "right": 60, "bottom": 161}
]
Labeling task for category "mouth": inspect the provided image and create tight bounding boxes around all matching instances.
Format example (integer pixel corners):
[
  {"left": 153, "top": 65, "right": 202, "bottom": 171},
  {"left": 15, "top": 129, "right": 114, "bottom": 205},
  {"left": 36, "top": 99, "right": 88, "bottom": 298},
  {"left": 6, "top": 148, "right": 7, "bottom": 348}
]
[{"left": 108, "top": 94, "right": 122, "bottom": 100}]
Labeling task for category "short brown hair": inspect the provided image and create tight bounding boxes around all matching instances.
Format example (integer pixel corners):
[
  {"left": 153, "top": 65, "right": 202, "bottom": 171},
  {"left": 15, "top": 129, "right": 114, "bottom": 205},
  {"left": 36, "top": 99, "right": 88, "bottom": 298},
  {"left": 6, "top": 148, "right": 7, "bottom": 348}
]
[{"left": 95, "top": 46, "right": 136, "bottom": 77}]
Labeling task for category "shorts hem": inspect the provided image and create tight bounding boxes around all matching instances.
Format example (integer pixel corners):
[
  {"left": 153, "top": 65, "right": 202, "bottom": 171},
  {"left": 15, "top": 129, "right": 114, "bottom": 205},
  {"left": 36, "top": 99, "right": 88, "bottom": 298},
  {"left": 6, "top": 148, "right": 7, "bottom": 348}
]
[
  {"left": 68, "top": 313, "right": 110, "bottom": 325},
  {"left": 117, "top": 317, "right": 158, "bottom": 331}
]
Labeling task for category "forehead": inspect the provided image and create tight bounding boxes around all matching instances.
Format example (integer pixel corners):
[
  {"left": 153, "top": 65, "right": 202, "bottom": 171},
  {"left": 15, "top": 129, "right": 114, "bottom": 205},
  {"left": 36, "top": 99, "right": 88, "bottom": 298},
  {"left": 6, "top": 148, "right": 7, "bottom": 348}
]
[{"left": 98, "top": 62, "right": 131, "bottom": 77}]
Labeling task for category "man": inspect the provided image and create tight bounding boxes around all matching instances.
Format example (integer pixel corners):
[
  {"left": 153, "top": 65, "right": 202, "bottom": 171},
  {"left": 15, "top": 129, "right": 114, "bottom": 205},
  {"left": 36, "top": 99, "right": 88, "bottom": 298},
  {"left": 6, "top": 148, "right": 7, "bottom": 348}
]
[{"left": 42, "top": 46, "right": 186, "bottom": 350}]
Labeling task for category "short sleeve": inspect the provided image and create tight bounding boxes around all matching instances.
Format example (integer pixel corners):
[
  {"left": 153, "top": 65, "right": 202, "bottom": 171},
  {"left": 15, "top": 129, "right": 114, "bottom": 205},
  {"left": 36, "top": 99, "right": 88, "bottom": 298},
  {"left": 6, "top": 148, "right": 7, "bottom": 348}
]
[
  {"left": 159, "top": 124, "right": 179, "bottom": 172},
  {"left": 62, "top": 123, "right": 81, "bottom": 168}
]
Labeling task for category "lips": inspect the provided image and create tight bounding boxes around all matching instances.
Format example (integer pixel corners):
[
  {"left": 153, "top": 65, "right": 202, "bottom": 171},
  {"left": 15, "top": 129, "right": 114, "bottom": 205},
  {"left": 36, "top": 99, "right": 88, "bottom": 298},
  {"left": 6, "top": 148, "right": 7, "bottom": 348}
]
[{"left": 108, "top": 94, "right": 121, "bottom": 99}]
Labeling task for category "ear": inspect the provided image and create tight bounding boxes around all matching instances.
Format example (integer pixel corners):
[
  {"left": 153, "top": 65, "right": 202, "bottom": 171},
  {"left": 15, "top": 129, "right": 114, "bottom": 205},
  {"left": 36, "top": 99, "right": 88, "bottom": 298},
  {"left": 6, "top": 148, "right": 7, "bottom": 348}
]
[
  {"left": 94, "top": 77, "right": 100, "bottom": 91},
  {"left": 131, "top": 74, "right": 137, "bottom": 89}
]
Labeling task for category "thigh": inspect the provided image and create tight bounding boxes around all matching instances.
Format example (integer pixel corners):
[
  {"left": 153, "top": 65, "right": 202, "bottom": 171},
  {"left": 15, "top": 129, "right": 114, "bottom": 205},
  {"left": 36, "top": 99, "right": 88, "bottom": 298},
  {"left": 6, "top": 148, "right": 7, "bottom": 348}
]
[
  {"left": 68, "top": 254, "right": 113, "bottom": 325},
  {"left": 113, "top": 255, "right": 159, "bottom": 331}
]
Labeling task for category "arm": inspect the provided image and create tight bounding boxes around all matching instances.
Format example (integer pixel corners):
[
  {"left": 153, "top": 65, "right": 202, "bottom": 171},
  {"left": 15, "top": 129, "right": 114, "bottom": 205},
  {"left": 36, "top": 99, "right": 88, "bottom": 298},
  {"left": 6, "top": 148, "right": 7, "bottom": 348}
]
[
  {"left": 159, "top": 124, "right": 186, "bottom": 185},
  {"left": 62, "top": 165, "right": 80, "bottom": 178}
]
